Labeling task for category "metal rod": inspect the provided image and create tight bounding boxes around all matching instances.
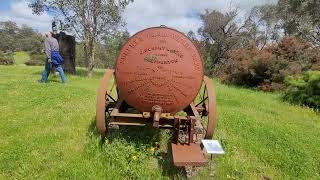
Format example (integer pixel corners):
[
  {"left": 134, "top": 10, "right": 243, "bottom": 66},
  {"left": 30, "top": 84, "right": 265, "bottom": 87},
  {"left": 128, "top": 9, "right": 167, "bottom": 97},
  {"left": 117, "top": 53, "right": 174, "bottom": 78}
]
[
  {"left": 106, "top": 94, "right": 117, "bottom": 102},
  {"left": 196, "top": 96, "right": 208, "bottom": 107}
]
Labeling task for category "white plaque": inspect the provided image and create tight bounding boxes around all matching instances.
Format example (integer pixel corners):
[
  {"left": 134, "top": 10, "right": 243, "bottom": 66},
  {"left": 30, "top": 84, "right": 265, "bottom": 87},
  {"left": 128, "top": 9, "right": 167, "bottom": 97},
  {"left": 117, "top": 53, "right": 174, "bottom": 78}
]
[{"left": 201, "top": 140, "right": 225, "bottom": 154}]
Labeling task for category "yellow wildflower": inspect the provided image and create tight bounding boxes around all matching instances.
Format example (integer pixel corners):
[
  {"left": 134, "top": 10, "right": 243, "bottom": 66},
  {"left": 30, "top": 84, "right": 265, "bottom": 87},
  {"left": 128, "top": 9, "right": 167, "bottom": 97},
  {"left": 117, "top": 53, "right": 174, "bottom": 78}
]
[{"left": 149, "top": 147, "right": 155, "bottom": 153}]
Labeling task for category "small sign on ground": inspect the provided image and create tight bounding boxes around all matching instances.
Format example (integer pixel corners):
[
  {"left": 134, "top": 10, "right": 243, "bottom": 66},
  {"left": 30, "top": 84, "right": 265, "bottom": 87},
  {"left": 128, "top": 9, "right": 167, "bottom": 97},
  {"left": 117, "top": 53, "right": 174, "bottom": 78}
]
[{"left": 201, "top": 140, "right": 225, "bottom": 154}]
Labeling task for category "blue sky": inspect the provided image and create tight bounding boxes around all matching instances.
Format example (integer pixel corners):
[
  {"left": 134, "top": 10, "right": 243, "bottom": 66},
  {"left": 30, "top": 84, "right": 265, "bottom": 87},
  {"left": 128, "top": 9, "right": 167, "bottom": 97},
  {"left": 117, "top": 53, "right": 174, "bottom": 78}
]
[
  {"left": 0, "top": 0, "right": 277, "bottom": 35},
  {"left": 0, "top": 1, "right": 11, "bottom": 11},
  {"left": 0, "top": 0, "right": 52, "bottom": 33}
]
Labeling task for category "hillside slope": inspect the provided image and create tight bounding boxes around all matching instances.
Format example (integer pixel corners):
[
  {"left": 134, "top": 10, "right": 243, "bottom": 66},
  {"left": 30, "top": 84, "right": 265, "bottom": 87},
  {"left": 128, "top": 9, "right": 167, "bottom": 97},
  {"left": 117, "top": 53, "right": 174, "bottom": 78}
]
[{"left": 0, "top": 66, "right": 319, "bottom": 179}]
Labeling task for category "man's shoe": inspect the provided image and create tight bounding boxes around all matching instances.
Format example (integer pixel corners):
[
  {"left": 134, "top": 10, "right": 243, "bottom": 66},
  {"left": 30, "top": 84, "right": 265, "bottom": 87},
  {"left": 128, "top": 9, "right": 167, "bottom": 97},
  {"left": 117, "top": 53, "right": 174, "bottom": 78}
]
[{"left": 37, "top": 80, "right": 46, "bottom": 83}]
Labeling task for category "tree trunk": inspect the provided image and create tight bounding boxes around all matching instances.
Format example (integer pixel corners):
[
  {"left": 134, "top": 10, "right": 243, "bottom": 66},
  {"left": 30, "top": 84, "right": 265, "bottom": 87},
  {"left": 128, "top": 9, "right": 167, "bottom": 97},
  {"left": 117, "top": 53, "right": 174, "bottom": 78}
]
[
  {"left": 87, "top": 49, "right": 94, "bottom": 78},
  {"left": 85, "top": 35, "right": 95, "bottom": 78}
]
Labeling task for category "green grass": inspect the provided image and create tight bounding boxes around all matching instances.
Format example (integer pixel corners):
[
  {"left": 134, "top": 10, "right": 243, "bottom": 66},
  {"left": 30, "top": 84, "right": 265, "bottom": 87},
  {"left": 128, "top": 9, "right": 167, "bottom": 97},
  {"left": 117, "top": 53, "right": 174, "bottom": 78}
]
[
  {"left": 0, "top": 65, "right": 319, "bottom": 179},
  {"left": 13, "top": 51, "right": 30, "bottom": 65}
]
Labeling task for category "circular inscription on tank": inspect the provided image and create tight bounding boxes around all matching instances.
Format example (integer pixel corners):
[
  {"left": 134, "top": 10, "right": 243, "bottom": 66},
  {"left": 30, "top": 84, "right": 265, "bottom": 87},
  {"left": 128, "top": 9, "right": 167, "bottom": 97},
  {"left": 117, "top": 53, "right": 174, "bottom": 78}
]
[{"left": 115, "top": 27, "right": 204, "bottom": 113}]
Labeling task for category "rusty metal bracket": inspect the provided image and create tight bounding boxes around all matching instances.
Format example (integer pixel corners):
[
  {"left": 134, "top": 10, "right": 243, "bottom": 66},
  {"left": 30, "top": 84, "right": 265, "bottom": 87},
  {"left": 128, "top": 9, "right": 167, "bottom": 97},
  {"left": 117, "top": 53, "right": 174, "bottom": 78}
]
[
  {"left": 152, "top": 105, "right": 162, "bottom": 128},
  {"left": 171, "top": 143, "right": 206, "bottom": 167},
  {"left": 173, "top": 117, "right": 180, "bottom": 144}
]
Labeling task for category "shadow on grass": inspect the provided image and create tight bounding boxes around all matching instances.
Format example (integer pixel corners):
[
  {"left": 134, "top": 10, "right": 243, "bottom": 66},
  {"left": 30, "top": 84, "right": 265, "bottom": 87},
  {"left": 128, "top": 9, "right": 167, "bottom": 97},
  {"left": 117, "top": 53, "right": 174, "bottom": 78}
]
[
  {"left": 32, "top": 68, "right": 105, "bottom": 78},
  {"left": 86, "top": 117, "right": 185, "bottom": 178}
]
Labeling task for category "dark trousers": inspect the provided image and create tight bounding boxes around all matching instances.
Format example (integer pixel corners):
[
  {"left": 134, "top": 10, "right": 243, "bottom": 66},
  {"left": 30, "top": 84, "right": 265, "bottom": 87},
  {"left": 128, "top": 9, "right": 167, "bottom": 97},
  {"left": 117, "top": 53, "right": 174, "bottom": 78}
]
[{"left": 41, "top": 62, "right": 66, "bottom": 83}]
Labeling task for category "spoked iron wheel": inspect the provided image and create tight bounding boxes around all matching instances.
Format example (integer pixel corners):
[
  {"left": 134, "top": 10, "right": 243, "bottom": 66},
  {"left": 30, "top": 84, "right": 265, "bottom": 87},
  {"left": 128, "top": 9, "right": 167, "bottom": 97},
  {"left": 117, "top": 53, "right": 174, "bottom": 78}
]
[
  {"left": 194, "top": 76, "right": 217, "bottom": 139},
  {"left": 96, "top": 69, "right": 118, "bottom": 135}
]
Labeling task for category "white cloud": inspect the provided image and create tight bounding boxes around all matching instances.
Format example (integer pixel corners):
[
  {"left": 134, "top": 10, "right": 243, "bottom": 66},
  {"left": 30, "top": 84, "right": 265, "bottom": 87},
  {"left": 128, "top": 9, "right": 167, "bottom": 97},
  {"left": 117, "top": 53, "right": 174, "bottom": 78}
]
[
  {"left": 123, "top": 0, "right": 278, "bottom": 35},
  {"left": 0, "top": 0, "right": 52, "bottom": 33},
  {"left": 0, "top": 0, "right": 277, "bottom": 36}
]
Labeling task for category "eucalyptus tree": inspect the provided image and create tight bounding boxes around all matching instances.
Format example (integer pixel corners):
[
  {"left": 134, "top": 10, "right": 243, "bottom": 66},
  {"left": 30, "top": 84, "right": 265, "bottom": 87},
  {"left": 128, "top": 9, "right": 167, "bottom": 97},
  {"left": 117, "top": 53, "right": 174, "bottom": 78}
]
[
  {"left": 277, "top": 0, "right": 320, "bottom": 47},
  {"left": 29, "top": 0, "right": 132, "bottom": 77},
  {"left": 198, "top": 9, "right": 242, "bottom": 66}
]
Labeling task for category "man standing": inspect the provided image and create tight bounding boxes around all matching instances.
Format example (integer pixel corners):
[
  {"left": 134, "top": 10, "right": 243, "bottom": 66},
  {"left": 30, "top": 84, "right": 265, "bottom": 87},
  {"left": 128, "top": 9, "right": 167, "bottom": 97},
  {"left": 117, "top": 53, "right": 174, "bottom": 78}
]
[{"left": 39, "top": 32, "right": 66, "bottom": 83}]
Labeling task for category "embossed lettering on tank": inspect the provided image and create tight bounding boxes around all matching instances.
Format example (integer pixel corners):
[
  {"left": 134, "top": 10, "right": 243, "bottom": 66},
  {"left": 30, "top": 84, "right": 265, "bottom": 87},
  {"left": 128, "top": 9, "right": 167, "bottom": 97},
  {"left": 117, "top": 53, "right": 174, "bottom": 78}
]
[
  {"left": 115, "top": 28, "right": 203, "bottom": 112},
  {"left": 118, "top": 37, "right": 143, "bottom": 65},
  {"left": 118, "top": 66, "right": 198, "bottom": 112}
]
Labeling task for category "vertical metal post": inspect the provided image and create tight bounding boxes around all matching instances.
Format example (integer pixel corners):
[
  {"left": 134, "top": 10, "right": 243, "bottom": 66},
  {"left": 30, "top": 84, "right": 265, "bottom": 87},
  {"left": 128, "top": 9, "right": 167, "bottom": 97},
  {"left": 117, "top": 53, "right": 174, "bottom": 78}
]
[
  {"left": 188, "top": 116, "right": 196, "bottom": 144},
  {"left": 209, "top": 154, "right": 214, "bottom": 177}
]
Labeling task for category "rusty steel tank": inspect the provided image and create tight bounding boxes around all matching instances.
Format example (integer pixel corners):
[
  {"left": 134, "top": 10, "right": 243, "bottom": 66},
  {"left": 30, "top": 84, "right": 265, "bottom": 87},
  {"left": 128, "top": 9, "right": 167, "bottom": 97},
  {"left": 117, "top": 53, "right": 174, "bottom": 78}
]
[
  {"left": 96, "top": 26, "right": 217, "bottom": 168},
  {"left": 115, "top": 27, "right": 204, "bottom": 113}
]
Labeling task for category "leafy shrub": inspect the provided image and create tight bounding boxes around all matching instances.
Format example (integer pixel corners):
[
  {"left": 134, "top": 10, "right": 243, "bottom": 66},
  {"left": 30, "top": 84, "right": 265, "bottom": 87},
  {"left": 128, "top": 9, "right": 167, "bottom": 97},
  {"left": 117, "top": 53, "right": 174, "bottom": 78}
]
[
  {"left": 25, "top": 53, "right": 45, "bottom": 66},
  {"left": 283, "top": 71, "right": 320, "bottom": 110},
  {"left": 225, "top": 47, "right": 274, "bottom": 87},
  {"left": 220, "top": 37, "right": 320, "bottom": 91},
  {"left": 25, "top": 60, "right": 44, "bottom": 66},
  {"left": 258, "top": 82, "right": 284, "bottom": 92},
  {"left": 0, "top": 51, "right": 14, "bottom": 65}
]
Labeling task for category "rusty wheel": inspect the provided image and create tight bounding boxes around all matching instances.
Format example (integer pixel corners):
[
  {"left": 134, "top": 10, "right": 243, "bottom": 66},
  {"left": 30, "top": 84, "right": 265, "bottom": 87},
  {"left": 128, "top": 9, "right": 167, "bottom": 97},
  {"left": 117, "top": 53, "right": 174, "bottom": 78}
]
[
  {"left": 194, "top": 76, "right": 217, "bottom": 139},
  {"left": 96, "top": 69, "right": 118, "bottom": 135}
]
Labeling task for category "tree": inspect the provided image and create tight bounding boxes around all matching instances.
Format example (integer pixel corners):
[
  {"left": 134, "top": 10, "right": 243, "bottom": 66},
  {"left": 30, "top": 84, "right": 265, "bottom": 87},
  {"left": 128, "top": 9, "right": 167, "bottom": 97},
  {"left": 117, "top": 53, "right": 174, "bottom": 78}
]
[
  {"left": 102, "top": 30, "right": 129, "bottom": 68},
  {"left": 0, "top": 21, "right": 19, "bottom": 51},
  {"left": 246, "top": 5, "right": 282, "bottom": 47},
  {"left": 198, "top": 9, "right": 243, "bottom": 70},
  {"left": 19, "top": 24, "right": 36, "bottom": 37},
  {"left": 0, "top": 21, "right": 19, "bottom": 35},
  {"left": 0, "top": 21, "right": 43, "bottom": 52},
  {"left": 20, "top": 34, "right": 44, "bottom": 52},
  {"left": 241, "top": 14, "right": 266, "bottom": 49},
  {"left": 187, "top": 30, "right": 197, "bottom": 41},
  {"left": 76, "top": 30, "right": 129, "bottom": 69},
  {"left": 29, "top": 0, "right": 132, "bottom": 77},
  {"left": 277, "top": 0, "right": 320, "bottom": 47}
]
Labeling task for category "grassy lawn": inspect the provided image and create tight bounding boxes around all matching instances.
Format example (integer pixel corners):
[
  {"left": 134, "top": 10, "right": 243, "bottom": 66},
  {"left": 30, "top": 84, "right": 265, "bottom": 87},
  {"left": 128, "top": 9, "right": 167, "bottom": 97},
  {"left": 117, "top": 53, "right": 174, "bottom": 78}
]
[
  {"left": 13, "top": 51, "right": 30, "bottom": 65},
  {"left": 0, "top": 65, "right": 319, "bottom": 179}
]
